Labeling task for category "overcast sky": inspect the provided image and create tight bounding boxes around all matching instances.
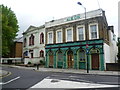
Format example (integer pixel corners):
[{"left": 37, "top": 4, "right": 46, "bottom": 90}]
[{"left": 0, "top": 0, "right": 119, "bottom": 38}]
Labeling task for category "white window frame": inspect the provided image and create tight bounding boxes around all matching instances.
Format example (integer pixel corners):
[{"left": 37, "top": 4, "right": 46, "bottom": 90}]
[
  {"left": 76, "top": 25, "right": 85, "bottom": 41},
  {"left": 66, "top": 27, "right": 73, "bottom": 42},
  {"left": 56, "top": 29, "right": 63, "bottom": 43},
  {"left": 89, "top": 23, "right": 99, "bottom": 40},
  {"left": 47, "top": 31, "right": 53, "bottom": 44}
]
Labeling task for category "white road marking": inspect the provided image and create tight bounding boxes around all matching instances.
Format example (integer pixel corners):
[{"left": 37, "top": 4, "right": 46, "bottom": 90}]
[
  {"left": 51, "top": 75, "right": 60, "bottom": 77},
  {"left": 98, "top": 82, "right": 119, "bottom": 84},
  {"left": 69, "top": 75, "right": 78, "bottom": 78},
  {"left": 30, "top": 78, "right": 119, "bottom": 88},
  {"left": 0, "top": 76, "right": 20, "bottom": 85}
]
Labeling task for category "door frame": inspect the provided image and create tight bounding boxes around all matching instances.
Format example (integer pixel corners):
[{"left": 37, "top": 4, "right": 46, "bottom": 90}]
[
  {"left": 49, "top": 51, "right": 54, "bottom": 68},
  {"left": 91, "top": 53, "right": 99, "bottom": 70},
  {"left": 67, "top": 50, "right": 74, "bottom": 68},
  {"left": 90, "top": 48, "right": 100, "bottom": 70},
  {"left": 77, "top": 49, "right": 86, "bottom": 69}
]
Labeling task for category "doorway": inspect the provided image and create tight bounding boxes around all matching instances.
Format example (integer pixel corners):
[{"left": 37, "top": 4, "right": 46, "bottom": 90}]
[
  {"left": 91, "top": 49, "right": 100, "bottom": 70},
  {"left": 49, "top": 51, "right": 54, "bottom": 68},
  {"left": 67, "top": 50, "right": 73, "bottom": 68}
]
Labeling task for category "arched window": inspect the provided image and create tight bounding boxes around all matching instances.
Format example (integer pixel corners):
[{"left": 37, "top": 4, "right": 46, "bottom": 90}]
[
  {"left": 24, "top": 38, "right": 27, "bottom": 47},
  {"left": 40, "top": 50, "right": 44, "bottom": 57},
  {"left": 57, "top": 51, "right": 63, "bottom": 61},
  {"left": 29, "top": 34, "right": 34, "bottom": 46},
  {"left": 29, "top": 36, "right": 31, "bottom": 46},
  {"left": 40, "top": 33, "right": 44, "bottom": 44},
  {"left": 78, "top": 49, "right": 85, "bottom": 62}
]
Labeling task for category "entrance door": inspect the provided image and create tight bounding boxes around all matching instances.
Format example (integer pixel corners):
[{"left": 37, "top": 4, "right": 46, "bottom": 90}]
[
  {"left": 91, "top": 54, "right": 99, "bottom": 70},
  {"left": 49, "top": 55, "right": 53, "bottom": 68},
  {"left": 67, "top": 51, "right": 73, "bottom": 68},
  {"left": 8, "top": 60, "right": 12, "bottom": 64}
]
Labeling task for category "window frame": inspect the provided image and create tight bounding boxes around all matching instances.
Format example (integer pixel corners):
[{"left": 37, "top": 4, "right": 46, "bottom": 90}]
[
  {"left": 56, "top": 29, "right": 63, "bottom": 43},
  {"left": 47, "top": 31, "right": 53, "bottom": 44},
  {"left": 89, "top": 23, "right": 99, "bottom": 40},
  {"left": 76, "top": 25, "right": 85, "bottom": 41},
  {"left": 29, "top": 34, "right": 34, "bottom": 46},
  {"left": 66, "top": 27, "right": 73, "bottom": 42},
  {"left": 29, "top": 50, "right": 33, "bottom": 58},
  {"left": 24, "top": 38, "right": 27, "bottom": 47},
  {"left": 40, "top": 50, "right": 44, "bottom": 57},
  {"left": 40, "top": 32, "right": 44, "bottom": 44},
  {"left": 78, "top": 49, "right": 86, "bottom": 62}
]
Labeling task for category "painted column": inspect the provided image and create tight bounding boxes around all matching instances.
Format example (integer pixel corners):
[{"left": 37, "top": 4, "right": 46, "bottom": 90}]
[
  {"left": 100, "top": 48, "right": 105, "bottom": 71},
  {"left": 74, "top": 53, "right": 77, "bottom": 69},
  {"left": 53, "top": 51, "right": 57, "bottom": 68},
  {"left": 63, "top": 53, "right": 66, "bottom": 69},
  {"left": 88, "top": 53, "right": 90, "bottom": 70},
  {"left": 45, "top": 53, "right": 48, "bottom": 68}
]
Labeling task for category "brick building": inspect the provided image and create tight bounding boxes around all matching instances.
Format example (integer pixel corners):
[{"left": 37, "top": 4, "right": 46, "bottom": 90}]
[
  {"left": 22, "top": 9, "right": 117, "bottom": 70},
  {"left": 45, "top": 9, "right": 117, "bottom": 70},
  {"left": 1, "top": 37, "right": 23, "bottom": 64},
  {"left": 12, "top": 37, "right": 23, "bottom": 58}
]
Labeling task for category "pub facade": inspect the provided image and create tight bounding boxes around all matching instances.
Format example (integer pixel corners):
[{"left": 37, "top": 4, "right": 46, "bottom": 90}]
[{"left": 45, "top": 9, "right": 117, "bottom": 70}]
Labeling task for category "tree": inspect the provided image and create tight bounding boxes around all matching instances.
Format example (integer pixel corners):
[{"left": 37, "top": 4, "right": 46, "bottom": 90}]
[
  {"left": 0, "top": 5, "right": 19, "bottom": 57},
  {"left": 117, "top": 39, "right": 120, "bottom": 63}
]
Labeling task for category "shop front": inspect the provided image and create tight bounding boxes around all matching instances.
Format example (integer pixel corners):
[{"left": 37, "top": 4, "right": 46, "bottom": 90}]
[{"left": 45, "top": 39, "right": 105, "bottom": 71}]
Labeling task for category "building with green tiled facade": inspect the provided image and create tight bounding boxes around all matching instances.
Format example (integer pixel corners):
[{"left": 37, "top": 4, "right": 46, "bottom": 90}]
[{"left": 45, "top": 9, "right": 118, "bottom": 71}]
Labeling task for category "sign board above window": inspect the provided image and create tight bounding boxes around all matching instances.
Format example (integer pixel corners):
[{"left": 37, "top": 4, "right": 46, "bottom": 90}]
[{"left": 66, "top": 15, "right": 80, "bottom": 21}]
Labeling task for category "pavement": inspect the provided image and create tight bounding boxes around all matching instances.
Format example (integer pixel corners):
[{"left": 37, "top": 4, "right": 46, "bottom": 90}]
[{"left": 0, "top": 64, "right": 119, "bottom": 76}]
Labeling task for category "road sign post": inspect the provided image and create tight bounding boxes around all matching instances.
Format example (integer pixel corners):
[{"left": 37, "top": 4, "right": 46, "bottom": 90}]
[{"left": 86, "top": 44, "right": 89, "bottom": 73}]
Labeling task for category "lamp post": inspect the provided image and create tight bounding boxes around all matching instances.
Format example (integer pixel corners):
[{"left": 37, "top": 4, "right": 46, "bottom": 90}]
[{"left": 77, "top": 2, "right": 89, "bottom": 73}]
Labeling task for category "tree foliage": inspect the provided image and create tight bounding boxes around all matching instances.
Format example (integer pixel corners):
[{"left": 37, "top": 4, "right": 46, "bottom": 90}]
[
  {"left": 0, "top": 5, "right": 19, "bottom": 57},
  {"left": 117, "top": 40, "right": 120, "bottom": 63}
]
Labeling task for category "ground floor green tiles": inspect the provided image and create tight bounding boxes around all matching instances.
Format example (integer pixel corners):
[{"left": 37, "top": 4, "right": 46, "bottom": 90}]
[{"left": 45, "top": 39, "right": 105, "bottom": 71}]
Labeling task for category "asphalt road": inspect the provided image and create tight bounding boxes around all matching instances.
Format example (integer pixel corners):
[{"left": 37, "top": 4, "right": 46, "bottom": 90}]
[
  {"left": 2, "top": 66, "right": 52, "bottom": 89},
  {"left": 1, "top": 66, "right": 120, "bottom": 90}
]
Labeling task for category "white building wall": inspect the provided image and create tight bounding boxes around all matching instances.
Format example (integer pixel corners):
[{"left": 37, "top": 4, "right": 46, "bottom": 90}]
[
  {"left": 45, "top": 9, "right": 103, "bottom": 28},
  {"left": 104, "top": 43, "right": 111, "bottom": 64},
  {"left": 23, "top": 25, "right": 45, "bottom": 64},
  {"left": 109, "top": 30, "right": 118, "bottom": 63},
  {"left": 38, "top": 27, "right": 46, "bottom": 57}
]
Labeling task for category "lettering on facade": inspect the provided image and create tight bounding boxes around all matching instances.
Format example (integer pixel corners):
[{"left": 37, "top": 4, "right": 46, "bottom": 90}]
[{"left": 66, "top": 15, "right": 80, "bottom": 21}]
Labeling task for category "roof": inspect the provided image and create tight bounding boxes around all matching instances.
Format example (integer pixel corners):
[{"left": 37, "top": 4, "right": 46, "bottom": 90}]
[
  {"left": 23, "top": 25, "right": 37, "bottom": 35},
  {"left": 14, "top": 37, "right": 23, "bottom": 42}
]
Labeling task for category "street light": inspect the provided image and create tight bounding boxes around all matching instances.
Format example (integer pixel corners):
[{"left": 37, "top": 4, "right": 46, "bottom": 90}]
[{"left": 77, "top": 2, "right": 89, "bottom": 73}]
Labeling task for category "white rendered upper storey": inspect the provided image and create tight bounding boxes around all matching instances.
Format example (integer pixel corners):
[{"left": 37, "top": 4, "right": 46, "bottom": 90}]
[{"left": 45, "top": 9, "right": 104, "bottom": 28}]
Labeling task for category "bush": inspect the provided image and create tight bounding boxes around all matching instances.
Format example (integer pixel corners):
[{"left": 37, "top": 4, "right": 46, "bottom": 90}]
[
  {"left": 40, "top": 60, "right": 45, "bottom": 65},
  {"left": 28, "top": 62, "right": 31, "bottom": 64}
]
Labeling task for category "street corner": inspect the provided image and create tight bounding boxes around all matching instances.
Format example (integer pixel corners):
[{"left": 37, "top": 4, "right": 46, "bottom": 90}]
[{"left": 0, "top": 70, "right": 11, "bottom": 78}]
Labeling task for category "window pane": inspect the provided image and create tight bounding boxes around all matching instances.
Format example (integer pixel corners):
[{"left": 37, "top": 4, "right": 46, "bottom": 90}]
[
  {"left": 40, "top": 33, "right": 44, "bottom": 44},
  {"left": 48, "top": 33, "right": 52, "bottom": 43},
  {"left": 90, "top": 25, "right": 97, "bottom": 39},
  {"left": 78, "top": 27, "right": 84, "bottom": 40},
  {"left": 67, "top": 29, "right": 72, "bottom": 41},
  {"left": 79, "top": 50, "right": 85, "bottom": 61},
  {"left": 57, "top": 31, "right": 62, "bottom": 43},
  {"left": 58, "top": 52, "right": 63, "bottom": 61}
]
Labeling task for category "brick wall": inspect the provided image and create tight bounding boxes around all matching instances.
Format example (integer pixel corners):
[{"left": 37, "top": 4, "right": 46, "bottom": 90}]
[
  {"left": 46, "top": 16, "right": 109, "bottom": 45},
  {"left": 15, "top": 42, "right": 23, "bottom": 57}
]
